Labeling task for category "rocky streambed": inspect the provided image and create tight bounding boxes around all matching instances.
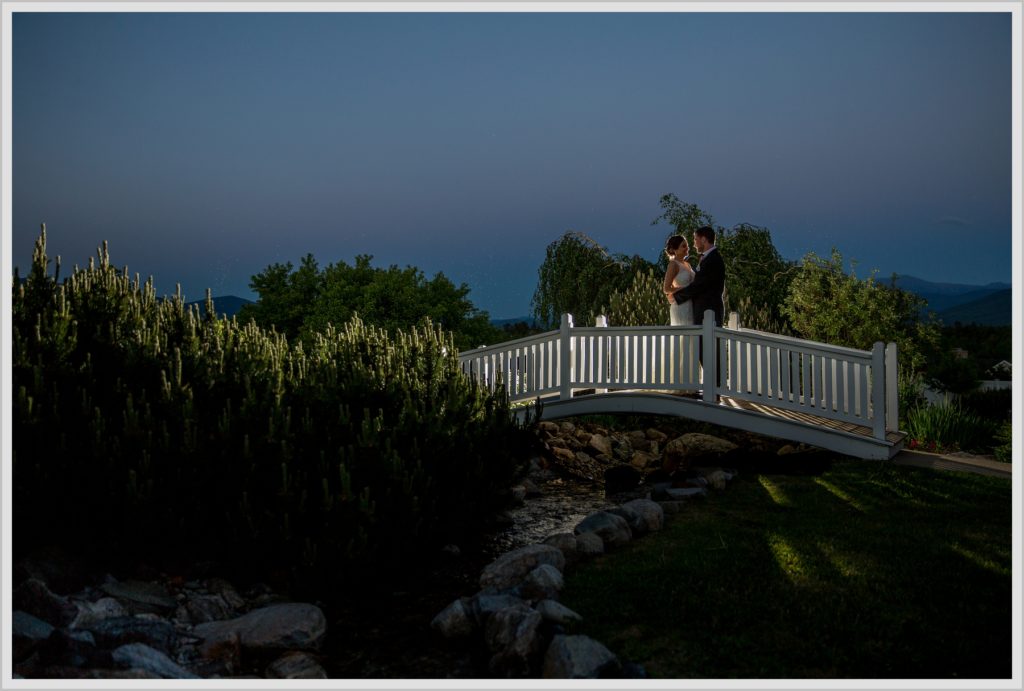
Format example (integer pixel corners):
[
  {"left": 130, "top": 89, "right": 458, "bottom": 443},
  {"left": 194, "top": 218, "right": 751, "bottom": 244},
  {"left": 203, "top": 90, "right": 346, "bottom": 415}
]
[{"left": 12, "top": 419, "right": 817, "bottom": 679}]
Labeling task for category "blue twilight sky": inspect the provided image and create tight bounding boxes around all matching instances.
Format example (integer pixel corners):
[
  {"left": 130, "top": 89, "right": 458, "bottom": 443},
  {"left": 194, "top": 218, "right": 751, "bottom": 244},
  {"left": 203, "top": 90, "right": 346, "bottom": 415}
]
[{"left": 11, "top": 10, "right": 1013, "bottom": 318}]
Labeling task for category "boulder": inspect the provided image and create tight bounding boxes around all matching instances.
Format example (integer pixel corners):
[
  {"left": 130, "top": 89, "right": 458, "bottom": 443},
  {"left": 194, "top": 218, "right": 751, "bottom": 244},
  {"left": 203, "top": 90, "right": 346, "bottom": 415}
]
[
  {"left": 574, "top": 532, "right": 604, "bottom": 556},
  {"left": 70, "top": 597, "right": 128, "bottom": 630},
  {"left": 192, "top": 603, "right": 327, "bottom": 653},
  {"left": 185, "top": 593, "right": 235, "bottom": 624},
  {"left": 629, "top": 451, "right": 658, "bottom": 470},
  {"left": 111, "top": 643, "right": 199, "bottom": 679},
  {"left": 542, "top": 634, "right": 620, "bottom": 678},
  {"left": 587, "top": 434, "right": 613, "bottom": 457},
  {"left": 266, "top": 651, "right": 328, "bottom": 679},
  {"left": 479, "top": 544, "right": 566, "bottom": 592},
  {"left": 100, "top": 580, "right": 177, "bottom": 613},
  {"left": 606, "top": 505, "right": 645, "bottom": 535},
  {"left": 468, "top": 593, "right": 527, "bottom": 627},
  {"left": 663, "top": 433, "right": 738, "bottom": 473},
  {"left": 12, "top": 610, "right": 55, "bottom": 661},
  {"left": 645, "top": 428, "right": 668, "bottom": 443},
  {"left": 619, "top": 499, "right": 664, "bottom": 533},
  {"left": 485, "top": 604, "right": 544, "bottom": 677},
  {"left": 538, "top": 421, "right": 560, "bottom": 434},
  {"left": 535, "top": 600, "right": 583, "bottom": 626},
  {"left": 204, "top": 577, "right": 247, "bottom": 610},
  {"left": 82, "top": 616, "right": 177, "bottom": 654},
  {"left": 13, "top": 578, "right": 78, "bottom": 627},
  {"left": 518, "top": 564, "right": 564, "bottom": 602},
  {"left": 430, "top": 597, "right": 476, "bottom": 638},
  {"left": 574, "top": 511, "right": 631, "bottom": 548}
]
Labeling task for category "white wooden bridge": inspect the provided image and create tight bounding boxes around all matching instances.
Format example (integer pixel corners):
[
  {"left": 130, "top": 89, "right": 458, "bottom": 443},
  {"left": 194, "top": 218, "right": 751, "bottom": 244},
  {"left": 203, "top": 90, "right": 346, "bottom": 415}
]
[{"left": 459, "top": 311, "right": 905, "bottom": 460}]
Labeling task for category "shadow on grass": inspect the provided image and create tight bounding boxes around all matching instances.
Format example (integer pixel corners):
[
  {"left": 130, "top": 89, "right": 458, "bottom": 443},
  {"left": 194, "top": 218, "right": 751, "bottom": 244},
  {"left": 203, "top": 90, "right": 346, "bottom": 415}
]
[{"left": 560, "top": 460, "right": 1011, "bottom": 679}]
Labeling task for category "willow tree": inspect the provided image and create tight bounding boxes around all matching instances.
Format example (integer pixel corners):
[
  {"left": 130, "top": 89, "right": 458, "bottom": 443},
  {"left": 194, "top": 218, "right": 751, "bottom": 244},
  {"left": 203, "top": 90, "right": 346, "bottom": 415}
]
[{"left": 530, "top": 231, "right": 653, "bottom": 330}]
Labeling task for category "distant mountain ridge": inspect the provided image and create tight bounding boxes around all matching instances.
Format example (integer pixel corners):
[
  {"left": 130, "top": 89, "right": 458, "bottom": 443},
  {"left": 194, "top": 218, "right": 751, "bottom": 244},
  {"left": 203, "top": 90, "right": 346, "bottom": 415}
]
[
  {"left": 935, "top": 289, "right": 1011, "bottom": 327},
  {"left": 893, "top": 275, "right": 1011, "bottom": 325}
]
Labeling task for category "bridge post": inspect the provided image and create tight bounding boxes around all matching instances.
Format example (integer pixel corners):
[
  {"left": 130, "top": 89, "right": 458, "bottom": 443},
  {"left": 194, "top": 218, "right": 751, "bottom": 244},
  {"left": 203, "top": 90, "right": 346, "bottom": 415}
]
[
  {"left": 885, "top": 342, "right": 899, "bottom": 432},
  {"left": 702, "top": 309, "right": 717, "bottom": 404},
  {"left": 559, "top": 313, "right": 574, "bottom": 401},
  {"left": 595, "top": 315, "right": 608, "bottom": 394},
  {"left": 871, "top": 342, "right": 886, "bottom": 440}
]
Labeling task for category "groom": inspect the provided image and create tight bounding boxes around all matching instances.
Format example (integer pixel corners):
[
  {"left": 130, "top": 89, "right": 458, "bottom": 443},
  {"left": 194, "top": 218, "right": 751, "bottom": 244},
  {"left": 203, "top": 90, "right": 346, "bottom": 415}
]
[{"left": 672, "top": 225, "right": 725, "bottom": 328}]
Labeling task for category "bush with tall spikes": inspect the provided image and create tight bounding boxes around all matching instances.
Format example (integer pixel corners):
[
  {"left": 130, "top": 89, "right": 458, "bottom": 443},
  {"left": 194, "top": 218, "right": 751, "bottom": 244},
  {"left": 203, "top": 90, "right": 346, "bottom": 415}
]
[{"left": 13, "top": 226, "right": 534, "bottom": 589}]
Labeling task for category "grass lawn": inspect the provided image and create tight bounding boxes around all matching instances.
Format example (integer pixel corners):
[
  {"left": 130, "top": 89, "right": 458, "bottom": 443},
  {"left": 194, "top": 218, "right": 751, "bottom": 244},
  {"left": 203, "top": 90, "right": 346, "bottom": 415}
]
[{"left": 560, "top": 459, "right": 1012, "bottom": 678}]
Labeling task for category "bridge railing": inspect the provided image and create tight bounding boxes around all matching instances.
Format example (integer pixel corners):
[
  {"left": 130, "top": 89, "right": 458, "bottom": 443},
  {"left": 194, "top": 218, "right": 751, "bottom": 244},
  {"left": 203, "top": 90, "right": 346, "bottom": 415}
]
[{"left": 458, "top": 312, "right": 898, "bottom": 440}]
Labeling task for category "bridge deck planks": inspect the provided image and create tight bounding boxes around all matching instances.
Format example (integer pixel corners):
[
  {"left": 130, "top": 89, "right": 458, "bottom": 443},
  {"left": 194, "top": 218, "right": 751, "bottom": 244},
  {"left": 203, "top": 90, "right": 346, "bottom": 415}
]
[{"left": 711, "top": 394, "right": 905, "bottom": 443}]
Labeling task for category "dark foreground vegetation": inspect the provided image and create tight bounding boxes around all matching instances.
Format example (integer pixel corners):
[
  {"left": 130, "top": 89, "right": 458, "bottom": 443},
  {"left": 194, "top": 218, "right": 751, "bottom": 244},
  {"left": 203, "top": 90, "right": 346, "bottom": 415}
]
[
  {"left": 12, "top": 228, "right": 535, "bottom": 594},
  {"left": 560, "top": 459, "right": 1012, "bottom": 678}
]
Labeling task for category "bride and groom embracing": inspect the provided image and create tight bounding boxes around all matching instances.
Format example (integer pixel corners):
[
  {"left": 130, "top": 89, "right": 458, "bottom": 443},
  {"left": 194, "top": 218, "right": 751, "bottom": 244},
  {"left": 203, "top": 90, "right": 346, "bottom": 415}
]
[{"left": 663, "top": 225, "right": 726, "bottom": 328}]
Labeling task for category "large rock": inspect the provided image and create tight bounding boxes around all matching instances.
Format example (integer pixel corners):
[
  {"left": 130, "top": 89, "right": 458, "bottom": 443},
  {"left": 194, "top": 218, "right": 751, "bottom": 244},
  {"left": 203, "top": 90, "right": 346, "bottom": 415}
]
[
  {"left": 574, "top": 532, "right": 604, "bottom": 556},
  {"left": 100, "top": 580, "right": 177, "bottom": 613},
  {"left": 535, "top": 600, "right": 583, "bottom": 626},
  {"left": 629, "top": 450, "right": 658, "bottom": 470},
  {"left": 587, "top": 433, "right": 613, "bottom": 457},
  {"left": 112, "top": 643, "right": 199, "bottom": 679},
  {"left": 574, "top": 511, "right": 631, "bottom": 548},
  {"left": 193, "top": 603, "right": 327, "bottom": 653},
  {"left": 266, "top": 651, "right": 328, "bottom": 679},
  {"left": 12, "top": 610, "right": 55, "bottom": 661},
  {"left": 607, "top": 504, "right": 644, "bottom": 535},
  {"left": 663, "top": 433, "right": 738, "bottom": 473},
  {"left": 543, "top": 634, "right": 620, "bottom": 678},
  {"left": 70, "top": 597, "right": 128, "bottom": 630},
  {"left": 518, "top": 564, "right": 564, "bottom": 602},
  {"left": 485, "top": 604, "right": 544, "bottom": 677},
  {"left": 620, "top": 499, "right": 665, "bottom": 533},
  {"left": 184, "top": 593, "right": 236, "bottom": 624},
  {"left": 82, "top": 616, "right": 177, "bottom": 654},
  {"left": 479, "top": 544, "right": 566, "bottom": 592},
  {"left": 13, "top": 578, "right": 78, "bottom": 627},
  {"left": 468, "top": 593, "right": 527, "bottom": 627},
  {"left": 430, "top": 597, "right": 475, "bottom": 638}
]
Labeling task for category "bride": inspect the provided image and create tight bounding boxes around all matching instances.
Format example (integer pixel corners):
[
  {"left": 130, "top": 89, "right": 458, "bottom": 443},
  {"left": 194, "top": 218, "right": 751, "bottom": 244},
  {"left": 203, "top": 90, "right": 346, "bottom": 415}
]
[{"left": 663, "top": 235, "right": 695, "bottom": 326}]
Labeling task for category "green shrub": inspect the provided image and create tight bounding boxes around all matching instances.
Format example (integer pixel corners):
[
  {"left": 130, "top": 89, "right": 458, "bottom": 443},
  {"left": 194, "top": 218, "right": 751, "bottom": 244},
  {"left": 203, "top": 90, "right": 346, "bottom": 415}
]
[
  {"left": 905, "top": 401, "right": 999, "bottom": 454},
  {"left": 13, "top": 228, "right": 533, "bottom": 588},
  {"left": 993, "top": 422, "right": 1012, "bottom": 463}
]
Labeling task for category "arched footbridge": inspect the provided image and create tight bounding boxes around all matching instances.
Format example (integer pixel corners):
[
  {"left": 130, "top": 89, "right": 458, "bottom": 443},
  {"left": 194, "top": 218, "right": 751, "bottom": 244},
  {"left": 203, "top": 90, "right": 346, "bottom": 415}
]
[{"left": 459, "top": 311, "right": 905, "bottom": 461}]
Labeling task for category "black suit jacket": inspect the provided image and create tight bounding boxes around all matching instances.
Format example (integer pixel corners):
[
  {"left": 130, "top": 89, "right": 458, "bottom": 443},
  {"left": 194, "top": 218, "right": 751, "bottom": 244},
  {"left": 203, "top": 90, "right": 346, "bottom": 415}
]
[{"left": 673, "top": 248, "right": 725, "bottom": 326}]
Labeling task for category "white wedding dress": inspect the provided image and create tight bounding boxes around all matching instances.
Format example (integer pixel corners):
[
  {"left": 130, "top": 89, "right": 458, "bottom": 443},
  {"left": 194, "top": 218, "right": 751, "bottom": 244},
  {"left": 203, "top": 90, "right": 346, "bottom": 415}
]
[{"left": 669, "top": 260, "right": 695, "bottom": 326}]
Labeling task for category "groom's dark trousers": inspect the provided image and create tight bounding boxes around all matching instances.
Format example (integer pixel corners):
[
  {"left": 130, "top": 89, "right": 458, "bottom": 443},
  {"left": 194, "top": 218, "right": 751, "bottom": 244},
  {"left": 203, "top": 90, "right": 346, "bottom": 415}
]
[{"left": 672, "top": 248, "right": 726, "bottom": 387}]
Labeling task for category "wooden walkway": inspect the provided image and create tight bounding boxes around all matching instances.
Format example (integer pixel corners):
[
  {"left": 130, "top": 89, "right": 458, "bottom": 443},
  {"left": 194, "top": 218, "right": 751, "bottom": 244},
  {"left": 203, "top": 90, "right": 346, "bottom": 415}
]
[{"left": 718, "top": 394, "right": 907, "bottom": 445}]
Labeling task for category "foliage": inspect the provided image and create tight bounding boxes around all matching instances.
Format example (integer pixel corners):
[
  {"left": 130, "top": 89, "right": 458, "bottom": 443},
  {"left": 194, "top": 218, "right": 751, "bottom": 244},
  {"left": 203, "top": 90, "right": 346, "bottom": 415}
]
[
  {"left": 928, "top": 324, "right": 1012, "bottom": 384},
  {"left": 239, "top": 254, "right": 503, "bottom": 351},
  {"left": 782, "top": 249, "right": 940, "bottom": 373},
  {"left": 957, "top": 387, "right": 1012, "bottom": 422},
  {"left": 650, "top": 197, "right": 794, "bottom": 332},
  {"left": 994, "top": 422, "right": 1012, "bottom": 463},
  {"left": 605, "top": 267, "right": 669, "bottom": 327},
  {"left": 13, "top": 227, "right": 534, "bottom": 589},
  {"left": 561, "top": 461, "right": 1011, "bottom": 678},
  {"left": 905, "top": 402, "right": 1000, "bottom": 454},
  {"left": 530, "top": 231, "right": 654, "bottom": 330},
  {"left": 925, "top": 349, "right": 983, "bottom": 394},
  {"left": 649, "top": 194, "right": 717, "bottom": 272},
  {"left": 716, "top": 223, "right": 795, "bottom": 329}
]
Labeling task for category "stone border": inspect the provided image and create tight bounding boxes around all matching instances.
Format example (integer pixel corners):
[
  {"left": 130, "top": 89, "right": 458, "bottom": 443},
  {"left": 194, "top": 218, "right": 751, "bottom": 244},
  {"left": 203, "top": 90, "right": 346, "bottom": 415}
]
[{"left": 431, "top": 465, "right": 737, "bottom": 678}]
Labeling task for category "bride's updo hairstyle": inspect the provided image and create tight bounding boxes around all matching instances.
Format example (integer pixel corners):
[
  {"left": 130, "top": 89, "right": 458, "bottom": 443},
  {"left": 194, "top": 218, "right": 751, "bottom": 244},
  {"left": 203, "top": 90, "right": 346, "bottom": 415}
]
[{"left": 665, "top": 235, "right": 687, "bottom": 255}]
